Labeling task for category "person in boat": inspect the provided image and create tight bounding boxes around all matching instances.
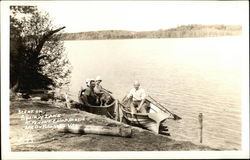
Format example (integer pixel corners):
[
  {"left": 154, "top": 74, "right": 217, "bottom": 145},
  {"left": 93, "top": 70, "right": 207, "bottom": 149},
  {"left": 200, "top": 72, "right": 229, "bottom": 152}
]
[
  {"left": 85, "top": 78, "right": 90, "bottom": 87},
  {"left": 79, "top": 79, "right": 99, "bottom": 107},
  {"left": 124, "top": 81, "right": 150, "bottom": 113},
  {"left": 94, "top": 76, "right": 113, "bottom": 94},
  {"left": 94, "top": 76, "right": 104, "bottom": 94},
  {"left": 94, "top": 76, "right": 113, "bottom": 106},
  {"left": 78, "top": 78, "right": 90, "bottom": 100},
  {"left": 94, "top": 76, "right": 104, "bottom": 106}
]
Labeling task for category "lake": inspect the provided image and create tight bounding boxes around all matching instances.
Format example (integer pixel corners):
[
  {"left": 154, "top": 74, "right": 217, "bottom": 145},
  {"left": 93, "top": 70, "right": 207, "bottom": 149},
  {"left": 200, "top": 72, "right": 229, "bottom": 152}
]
[{"left": 64, "top": 37, "right": 243, "bottom": 150}]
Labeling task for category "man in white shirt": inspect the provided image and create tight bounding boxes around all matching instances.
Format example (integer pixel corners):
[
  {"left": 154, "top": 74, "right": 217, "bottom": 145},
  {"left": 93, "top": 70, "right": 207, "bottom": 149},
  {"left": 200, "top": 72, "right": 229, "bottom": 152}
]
[{"left": 125, "top": 81, "right": 149, "bottom": 113}]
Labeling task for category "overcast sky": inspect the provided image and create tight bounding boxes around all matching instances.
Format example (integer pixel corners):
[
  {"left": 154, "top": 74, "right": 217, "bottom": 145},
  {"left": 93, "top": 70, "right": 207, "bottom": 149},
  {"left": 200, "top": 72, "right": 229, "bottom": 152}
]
[{"left": 36, "top": 1, "right": 248, "bottom": 33}]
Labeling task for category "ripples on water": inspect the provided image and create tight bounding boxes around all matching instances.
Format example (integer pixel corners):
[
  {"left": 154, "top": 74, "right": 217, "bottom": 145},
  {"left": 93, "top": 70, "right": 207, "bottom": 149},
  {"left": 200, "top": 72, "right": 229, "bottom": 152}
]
[{"left": 65, "top": 37, "right": 243, "bottom": 150}]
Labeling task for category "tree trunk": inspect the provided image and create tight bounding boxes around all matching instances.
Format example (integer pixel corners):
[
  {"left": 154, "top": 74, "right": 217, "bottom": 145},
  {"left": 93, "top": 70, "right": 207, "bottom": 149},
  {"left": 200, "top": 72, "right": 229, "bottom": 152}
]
[
  {"left": 10, "top": 79, "right": 19, "bottom": 93},
  {"left": 36, "top": 26, "right": 66, "bottom": 54}
]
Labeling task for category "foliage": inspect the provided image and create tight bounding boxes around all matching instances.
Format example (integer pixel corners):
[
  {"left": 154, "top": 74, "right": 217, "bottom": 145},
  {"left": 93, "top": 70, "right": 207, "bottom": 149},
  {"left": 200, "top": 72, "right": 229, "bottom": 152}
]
[{"left": 10, "top": 6, "right": 71, "bottom": 92}]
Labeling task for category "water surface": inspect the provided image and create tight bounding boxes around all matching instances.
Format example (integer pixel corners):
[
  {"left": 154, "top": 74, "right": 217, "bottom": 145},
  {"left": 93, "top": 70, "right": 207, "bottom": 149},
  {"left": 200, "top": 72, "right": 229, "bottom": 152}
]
[{"left": 65, "top": 37, "right": 242, "bottom": 150}]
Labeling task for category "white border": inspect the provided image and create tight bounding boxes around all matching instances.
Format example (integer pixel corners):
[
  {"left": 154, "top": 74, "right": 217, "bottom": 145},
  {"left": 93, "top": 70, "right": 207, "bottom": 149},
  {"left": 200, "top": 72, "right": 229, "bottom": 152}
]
[{"left": 1, "top": 1, "right": 249, "bottom": 159}]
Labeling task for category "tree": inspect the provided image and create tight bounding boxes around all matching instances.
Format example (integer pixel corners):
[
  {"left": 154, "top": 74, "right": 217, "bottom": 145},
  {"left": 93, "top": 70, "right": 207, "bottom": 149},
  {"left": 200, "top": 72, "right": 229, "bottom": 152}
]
[{"left": 10, "top": 6, "right": 71, "bottom": 93}]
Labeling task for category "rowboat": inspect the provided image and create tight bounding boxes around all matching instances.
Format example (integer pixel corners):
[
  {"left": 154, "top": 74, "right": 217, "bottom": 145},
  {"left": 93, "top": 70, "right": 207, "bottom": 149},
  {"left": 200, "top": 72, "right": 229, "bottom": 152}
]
[
  {"left": 118, "top": 96, "right": 181, "bottom": 135},
  {"left": 78, "top": 89, "right": 118, "bottom": 119}
]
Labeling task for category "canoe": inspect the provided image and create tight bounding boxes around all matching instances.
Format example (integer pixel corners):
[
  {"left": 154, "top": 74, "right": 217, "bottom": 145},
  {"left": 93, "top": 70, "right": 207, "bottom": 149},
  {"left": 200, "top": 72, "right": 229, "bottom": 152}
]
[
  {"left": 78, "top": 89, "right": 117, "bottom": 119},
  {"left": 118, "top": 96, "right": 178, "bottom": 135}
]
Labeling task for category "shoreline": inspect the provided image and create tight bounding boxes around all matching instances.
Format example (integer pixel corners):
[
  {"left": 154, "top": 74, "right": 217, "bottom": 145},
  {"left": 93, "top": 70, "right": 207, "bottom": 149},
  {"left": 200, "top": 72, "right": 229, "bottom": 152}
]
[
  {"left": 61, "top": 35, "right": 242, "bottom": 43},
  {"left": 61, "top": 24, "right": 242, "bottom": 41},
  {"left": 10, "top": 99, "right": 218, "bottom": 151},
  {"left": 61, "top": 34, "right": 242, "bottom": 41}
]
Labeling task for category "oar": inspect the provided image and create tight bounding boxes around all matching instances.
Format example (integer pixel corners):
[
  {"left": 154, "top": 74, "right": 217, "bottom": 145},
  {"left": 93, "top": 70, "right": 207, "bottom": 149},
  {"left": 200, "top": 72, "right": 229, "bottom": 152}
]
[
  {"left": 147, "top": 95, "right": 181, "bottom": 120},
  {"left": 102, "top": 88, "right": 113, "bottom": 94}
]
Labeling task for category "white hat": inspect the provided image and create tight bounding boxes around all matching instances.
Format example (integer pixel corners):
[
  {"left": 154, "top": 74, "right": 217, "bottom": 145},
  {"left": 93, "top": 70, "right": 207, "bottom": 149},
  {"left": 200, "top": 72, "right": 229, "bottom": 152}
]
[
  {"left": 85, "top": 78, "right": 90, "bottom": 84},
  {"left": 96, "top": 76, "right": 102, "bottom": 81},
  {"left": 134, "top": 80, "right": 140, "bottom": 86},
  {"left": 86, "top": 78, "right": 95, "bottom": 86}
]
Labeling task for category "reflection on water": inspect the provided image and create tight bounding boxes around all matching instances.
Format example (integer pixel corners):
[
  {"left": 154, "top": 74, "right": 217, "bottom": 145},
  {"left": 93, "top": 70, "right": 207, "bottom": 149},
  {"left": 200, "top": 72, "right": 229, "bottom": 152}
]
[{"left": 65, "top": 37, "right": 242, "bottom": 150}]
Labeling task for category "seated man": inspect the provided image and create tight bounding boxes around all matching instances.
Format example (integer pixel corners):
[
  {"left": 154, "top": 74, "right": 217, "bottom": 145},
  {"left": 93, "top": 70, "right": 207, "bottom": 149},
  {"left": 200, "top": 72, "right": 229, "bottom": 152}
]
[
  {"left": 125, "top": 81, "right": 150, "bottom": 114},
  {"left": 78, "top": 78, "right": 91, "bottom": 101},
  {"left": 79, "top": 79, "right": 99, "bottom": 106},
  {"left": 94, "top": 76, "right": 104, "bottom": 94},
  {"left": 94, "top": 76, "right": 112, "bottom": 106},
  {"left": 85, "top": 78, "right": 90, "bottom": 87}
]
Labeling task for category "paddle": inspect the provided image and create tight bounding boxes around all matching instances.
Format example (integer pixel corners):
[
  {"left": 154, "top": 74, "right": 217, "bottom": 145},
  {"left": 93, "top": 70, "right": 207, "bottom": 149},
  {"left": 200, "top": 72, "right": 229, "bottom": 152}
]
[
  {"left": 102, "top": 88, "right": 113, "bottom": 94},
  {"left": 147, "top": 95, "right": 181, "bottom": 120}
]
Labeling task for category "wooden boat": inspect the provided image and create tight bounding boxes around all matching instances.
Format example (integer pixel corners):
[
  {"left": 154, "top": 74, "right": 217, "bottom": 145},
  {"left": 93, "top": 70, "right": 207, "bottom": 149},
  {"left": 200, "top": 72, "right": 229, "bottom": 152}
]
[
  {"left": 118, "top": 96, "right": 181, "bottom": 135},
  {"left": 78, "top": 89, "right": 118, "bottom": 119}
]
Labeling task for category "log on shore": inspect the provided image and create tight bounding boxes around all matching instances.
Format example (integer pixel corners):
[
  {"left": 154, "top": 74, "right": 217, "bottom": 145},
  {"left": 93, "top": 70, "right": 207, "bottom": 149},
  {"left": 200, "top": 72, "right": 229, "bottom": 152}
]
[{"left": 58, "top": 124, "right": 132, "bottom": 137}]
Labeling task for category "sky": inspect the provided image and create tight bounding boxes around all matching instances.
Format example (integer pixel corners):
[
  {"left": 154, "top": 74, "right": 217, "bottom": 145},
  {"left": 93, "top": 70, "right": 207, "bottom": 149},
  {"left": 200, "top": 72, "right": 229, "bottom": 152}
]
[
  {"left": 19, "top": 1, "right": 250, "bottom": 33},
  {"left": 36, "top": 1, "right": 248, "bottom": 33}
]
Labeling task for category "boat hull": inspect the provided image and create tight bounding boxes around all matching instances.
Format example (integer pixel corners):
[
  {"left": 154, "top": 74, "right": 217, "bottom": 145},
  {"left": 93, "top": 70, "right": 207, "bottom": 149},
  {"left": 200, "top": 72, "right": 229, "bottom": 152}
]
[
  {"left": 78, "top": 90, "right": 117, "bottom": 119},
  {"left": 80, "top": 100, "right": 117, "bottom": 119},
  {"left": 119, "top": 98, "right": 174, "bottom": 135}
]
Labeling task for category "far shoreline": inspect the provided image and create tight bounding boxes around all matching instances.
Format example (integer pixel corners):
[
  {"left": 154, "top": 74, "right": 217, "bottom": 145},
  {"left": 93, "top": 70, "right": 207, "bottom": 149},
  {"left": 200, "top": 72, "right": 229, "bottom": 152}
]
[
  {"left": 61, "top": 35, "right": 242, "bottom": 41},
  {"left": 60, "top": 24, "right": 242, "bottom": 41}
]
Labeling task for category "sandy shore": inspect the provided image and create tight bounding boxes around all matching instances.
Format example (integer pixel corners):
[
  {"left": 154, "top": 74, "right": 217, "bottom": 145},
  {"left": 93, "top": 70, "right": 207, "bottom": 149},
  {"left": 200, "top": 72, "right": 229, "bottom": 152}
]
[{"left": 10, "top": 99, "right": 218, "bottom": 151}]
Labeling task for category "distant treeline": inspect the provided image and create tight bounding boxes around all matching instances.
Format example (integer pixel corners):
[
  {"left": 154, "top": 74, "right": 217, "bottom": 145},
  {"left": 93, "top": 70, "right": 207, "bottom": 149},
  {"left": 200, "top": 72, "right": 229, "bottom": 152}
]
[{"left": 61, "top": 24, "right": 242, "bottom": 40}]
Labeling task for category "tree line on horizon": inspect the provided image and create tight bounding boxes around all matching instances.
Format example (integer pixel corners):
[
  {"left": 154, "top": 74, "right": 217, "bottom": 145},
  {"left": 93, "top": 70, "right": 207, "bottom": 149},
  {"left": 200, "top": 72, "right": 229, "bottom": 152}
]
[{"left": 61, "top": 24, "right": 242, "bottom": 40}]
